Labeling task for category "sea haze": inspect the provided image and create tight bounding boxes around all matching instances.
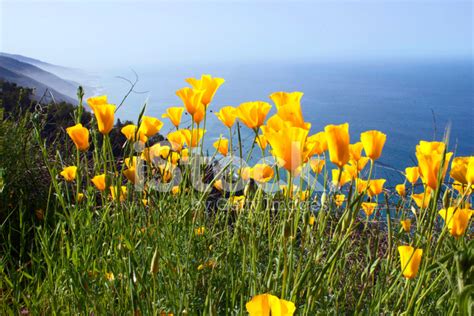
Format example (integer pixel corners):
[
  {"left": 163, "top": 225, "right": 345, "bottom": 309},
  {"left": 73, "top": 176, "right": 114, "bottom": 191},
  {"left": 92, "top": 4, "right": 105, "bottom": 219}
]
[{"left": 98, "top": 59, "right": 474, "bottom": 185}]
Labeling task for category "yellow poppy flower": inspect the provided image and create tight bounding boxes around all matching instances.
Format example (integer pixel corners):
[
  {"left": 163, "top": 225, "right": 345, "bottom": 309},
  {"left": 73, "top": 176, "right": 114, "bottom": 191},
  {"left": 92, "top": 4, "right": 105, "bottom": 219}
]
[
  {"left": 123, "top": 167, "right": 136, "bottom": 184},
  {"left": 140, "top": 148, "right": 153, "bottom": 163},
  {"left": 91, "top": 174, "right": 106, "bottom": 191},
  {"left": 251, "top": 164, "right": 274, "bottom": 183},
  {"left": 361, "top": 157, "right": 370, "bottom": 170},
  {"left": 305, "top": 132, "right": 328, "bottom": 156},
  {"left": 60, "top": 166, "right": 77, "bottom": 182},
  {"left": 299, "top": 190, "right": 310, "bottom": 201},
  {"left": 239, "top": 167, "right": 252, "bottom": 181},
  {"left": 105, "top": 272, "right": 115, "bottom": 281},
  {"left": 237, "top": 101, "right": 272, "bottom": 129},
  {"left": 396, "top": 184, "right": 406, "bottom": 197},
  {"left": 400, "top": 219, "right": 411, "bottom": 232},
  {"left": 412, "top": 189, "right": 432, "bottom": 209},
  {"left": 194, "top": 226, "right": 205, "bottom": 236},
  {"left": 398, "top": 245, "right": 423, "bottom": 279},
  {"left": 452, "top": 181, "right": 473, "bottom": 195},
  {"left": 185, "top": 74, "right": 224, "bottom": 107},
  {"left": 324, "top": 123, "right": 350, "bottom": 168},
  {"left": 158, "top": 164, "right": 174, "bottom": 183},
  {"left": 176, "top": 87, "right": 204, "bottom": 116},
  {"left": 213, "top": 137, "right": 229, "bottom": 156},
  {"left": 169, "top": 152, "right": 180, "bottom": 165},
  {"left": 264, "top": 126, "right": 310, "bottom": 173},
  {"left": 361, "top": 202, "right": 377, "bottom": 217},
  {"left": 357, "top": 179, "right": 386, "bottom": 197},
  {"left": 149, "top": 143, "right": 171, "bottom": 161},
  {"left": 335, "top": 194, "right": 345, "bottom": 207},
  {"left": 66, "top": 123, "right": 90, "bottom": 151},
  {"left": 309, "top": 215, "right": 316, "bottom": 226},
  {"left": 332, "top": 169, "right": 352, "bottom": 187},
  {"left": 110, "top": 186, "right": 127, "bottom": 202},
  {"left": 162, "top": 107, "right": 184, "bottom": 128},
  {"left": 121, "top": 124, "right": 148, "bottom": 143},
  {"left": 180, "top": 128, "right": 206, "bottom": 148},
  {"left": 343, "top": 164, "right": 358, "bottom": 180},
  {"left": 351, "top": 157, "right": 370, "bottom": 172},
  {"left": 405, "top": 167, "right": 420, "bottom": 185},
  {"left": 369, "top": 179, "right": 386, "bottom": 197},
  {"left": 280, "top": 184, "right": 298, "bottom": 199},
  {"left": 213, "top": 179, "right": 223, "bottom": 191},
  {"left": 87, "top": 95, "right": 108, "bottom": 107},
  {"left": 450, "top": 156, "right": 474, "bottom": 185},
  {"left": 246, "top": 293, "right": 296, "bottom": 316},
  {"left": 167, "top": 130, "right": 187, "bottom": 152},
  {"left": 231, "top": 195, "right": 246, "bottom": 209},
  {"left": 181, "top": 148, "right": 189, "bottom": 163},
  {"left": 269, "top": 91, "right": 303, "bottom": 110},
  {"left": 123, "top": 157, "right": 137, "bottom": 183},
  {"left": 87, "top": 95, "right": 116, "bottom": 135},
  {"left": 415, "top": 141, "right": 453, "bottom": 190},
  {"left": 191, "top": 103, "right": 206, "bottom": 124},
  {"left": 142, "top": 144, "right": 170, "bottom": 164},
  {"left": 438, "top": 207, "right": 474, "bottom": 238},
  {"left": 215, "top": 106, "right": 237, "bottom": 128},
  {"left": 469, "top": 158, "right": 474, "bottom": 184},
  {"left": 255, "top": 134, "right": 267, "bottom": 151},
  {"left": 123, "top": 157, "right": 136, "bottom": 170},
  {"left": 262, "top": 114, "right": 292, "bottom": 134},
  {"left": 309, "top": 158, "right": 325, "bottom": 175},
  {"left": 360, "top": 130, "right": 386, "bottom": 160},
  {"left": 77, "top": 193, "right": 85, "bottom": 203},
  {"left": 270, "top": 91, "right": 310, "bottom": 130},
  {"left": 171, "top": 186, "right": 180, "bottom": 196},
  {"left": 349, "top": 142, "right": 364, "bottom": 161},
  {"left": 139, "top": 116, "right": 163, "bottom": 137}
]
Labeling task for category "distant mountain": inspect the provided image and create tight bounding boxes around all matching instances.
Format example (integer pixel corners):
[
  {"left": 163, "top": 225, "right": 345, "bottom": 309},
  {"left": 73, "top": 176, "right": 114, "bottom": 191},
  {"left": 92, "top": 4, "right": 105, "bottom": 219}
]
[
  {"left": 0, "top": 53, "right": 98, "bottom": 104},
  {"left": 0, "top": 52, "right": 96, "bottom": 85},
  {"left": 0, "top": 65, "right": 75, "bottom": 104},
  {"left": 0, "top": 56, "right": 83, "bottom": 98}
]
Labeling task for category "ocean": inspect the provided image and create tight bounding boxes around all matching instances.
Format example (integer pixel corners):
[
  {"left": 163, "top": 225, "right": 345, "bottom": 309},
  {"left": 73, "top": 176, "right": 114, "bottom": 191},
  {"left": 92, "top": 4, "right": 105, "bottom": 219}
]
[{"left": 96, "top": 59, "right": 474, "bottom": 186}]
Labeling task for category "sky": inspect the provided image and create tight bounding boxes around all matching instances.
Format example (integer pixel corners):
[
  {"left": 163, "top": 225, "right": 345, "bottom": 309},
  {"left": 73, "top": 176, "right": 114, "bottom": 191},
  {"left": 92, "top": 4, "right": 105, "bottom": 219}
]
[{"left": 0, "top": 0, "right": 472, "bottom": 69}]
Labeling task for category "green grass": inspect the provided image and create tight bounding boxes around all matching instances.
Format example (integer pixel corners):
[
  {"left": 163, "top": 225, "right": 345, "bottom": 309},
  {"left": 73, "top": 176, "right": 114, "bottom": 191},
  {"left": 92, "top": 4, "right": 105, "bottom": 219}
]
[{"left": 0, "top": 88, "right": 472, "bottom": 315}]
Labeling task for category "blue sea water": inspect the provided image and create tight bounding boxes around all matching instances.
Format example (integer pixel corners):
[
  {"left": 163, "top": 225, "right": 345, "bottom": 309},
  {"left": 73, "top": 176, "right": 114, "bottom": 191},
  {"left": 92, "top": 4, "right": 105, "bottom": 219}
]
[{"left": 97, "top": 59, "right": 474, "bottom": 186}]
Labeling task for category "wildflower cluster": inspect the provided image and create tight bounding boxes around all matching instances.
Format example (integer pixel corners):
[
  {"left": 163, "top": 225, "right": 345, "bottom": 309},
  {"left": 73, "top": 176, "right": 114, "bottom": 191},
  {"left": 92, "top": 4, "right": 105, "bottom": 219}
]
[{"left": 49, "top": 74, "right": 473, "bottom": 314}]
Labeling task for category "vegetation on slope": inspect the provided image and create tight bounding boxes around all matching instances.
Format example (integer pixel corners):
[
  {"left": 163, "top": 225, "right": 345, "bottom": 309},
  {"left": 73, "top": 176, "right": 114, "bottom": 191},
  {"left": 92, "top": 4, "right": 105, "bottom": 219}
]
[{"left": 0, "top": 77, "right": 472, "bottom": 315}]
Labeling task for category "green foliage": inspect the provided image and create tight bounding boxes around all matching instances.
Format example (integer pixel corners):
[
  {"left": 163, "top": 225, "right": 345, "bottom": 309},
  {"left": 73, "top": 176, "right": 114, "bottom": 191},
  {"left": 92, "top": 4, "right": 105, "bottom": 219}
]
[
  {"left": 0, "top": 110, "right": 49, "bottom": 262},
  {"left": 0, "top": 82, "right": 144, "bottom": 263},
  {"left": 0, "top": 81, "right": 471, "bottom": 315},
  {"left": 0, "top": 81, "right": 35, "bottom": 115}
]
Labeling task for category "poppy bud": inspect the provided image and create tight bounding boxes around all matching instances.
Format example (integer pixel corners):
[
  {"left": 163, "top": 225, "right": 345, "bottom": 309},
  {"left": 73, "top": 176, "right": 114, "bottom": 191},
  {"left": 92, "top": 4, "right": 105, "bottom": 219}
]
[{"left": 150, "top": 248, "right": 159, "bottom": 275}]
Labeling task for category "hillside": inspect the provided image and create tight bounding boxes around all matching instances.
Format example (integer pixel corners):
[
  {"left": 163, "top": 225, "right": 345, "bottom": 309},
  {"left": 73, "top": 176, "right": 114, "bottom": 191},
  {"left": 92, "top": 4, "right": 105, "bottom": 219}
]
[
  {"left": 0, "top": 52, "right": 95, "bottom": 84},
  {"left": 0, "top": 53, "right": 97, "bottom": 104},
  {"left": 0, "top": 65, "right": 75, "bottom": 104}
]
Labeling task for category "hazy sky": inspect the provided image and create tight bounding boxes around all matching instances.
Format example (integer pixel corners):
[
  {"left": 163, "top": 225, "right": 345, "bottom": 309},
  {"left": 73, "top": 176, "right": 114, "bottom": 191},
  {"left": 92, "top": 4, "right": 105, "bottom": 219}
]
[{"left": 1, "top": 0, "right": 472, "bottom": 69}]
